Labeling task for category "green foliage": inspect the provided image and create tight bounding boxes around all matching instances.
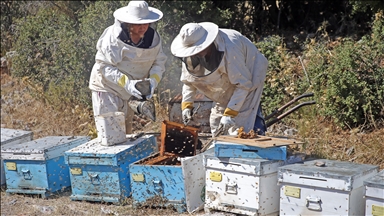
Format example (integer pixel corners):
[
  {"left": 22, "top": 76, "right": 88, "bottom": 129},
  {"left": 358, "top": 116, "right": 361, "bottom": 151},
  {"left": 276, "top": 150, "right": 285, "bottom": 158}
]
[
  {"left": 11, "top": 4, "right": 92, "bottom": 107},
  {"left": 349, "top": 0, "right": 384, "bottom": 14},
  {"left": 256, "top": 35, "right": 299, "bottom": 117},
  {"left": 10, "top": 1, "right": 124, "bottom": 107},
  {"left": 302, "top": 14, "right": 384, "bottom": 129},
  {"left": 1, "top": 1, "right": 21, "bottom": 56},
  {"left": 12, "top": 7, "right": 74, "bottom": 85},
  {"left": 75, "top": 1, "right": 127, "bottom": 105},
  {"left": 3, "top": 1, "right": 384, "bottom": 130}
]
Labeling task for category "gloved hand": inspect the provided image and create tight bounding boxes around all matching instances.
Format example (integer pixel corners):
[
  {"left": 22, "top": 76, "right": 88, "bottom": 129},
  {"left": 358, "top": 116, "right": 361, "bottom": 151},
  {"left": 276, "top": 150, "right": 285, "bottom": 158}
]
[
  {"left": 219, "top": 115, "right": 236, "bottom": 132},
  {"left": 182, "top": 108, "right": 192, "bottom": 125},
  {"left": 145, "top": 78, "right": 157, "bottom": 100},
  {"left": 124, "top": 79, "right": 143, "bottom": 100}
]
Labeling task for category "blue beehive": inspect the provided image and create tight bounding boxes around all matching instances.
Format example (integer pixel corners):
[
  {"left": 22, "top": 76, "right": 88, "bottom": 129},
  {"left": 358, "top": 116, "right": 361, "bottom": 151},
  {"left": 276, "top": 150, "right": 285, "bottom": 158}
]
[
  {"left": 214, "top": 142, "right": 287, "bottom": 160},
  {"left": 64, "top": 135, "right": 157, "bottom": 203},
  {"left": 213, "top": 135, "right": 304, "bottom": 161},
  {"left": 1, "top": 128, "right": 34, "bottom": 185},
  {"left": 1, "top": 136, "right": 89, "bottom": 198},
  {"left": 129, "top": 120, "right": 211, "bottom": 213}
]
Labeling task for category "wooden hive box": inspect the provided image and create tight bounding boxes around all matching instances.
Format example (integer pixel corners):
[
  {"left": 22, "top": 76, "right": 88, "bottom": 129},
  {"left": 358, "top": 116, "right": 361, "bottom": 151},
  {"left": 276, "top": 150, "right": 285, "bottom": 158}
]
[
  {"left": 278, "top": 159, "right": 379, "bottom": 215},
  {"left": 2, "top": 136, "right": 89, "bottom": 198},
  {"left": 129, "top": 120, "right": 213, "bottom": 213},
  {"left": 364, "top": 169, "right": 384, "bottom": 216},
  {"left": 204, "top": 156, "right": 285, "bottom": 216},
  {"left": 1, "top": 128, "right": 34, "bottom": 185},
  {"left": 64, "top": 135, "right": 157, "bottom": 203}
]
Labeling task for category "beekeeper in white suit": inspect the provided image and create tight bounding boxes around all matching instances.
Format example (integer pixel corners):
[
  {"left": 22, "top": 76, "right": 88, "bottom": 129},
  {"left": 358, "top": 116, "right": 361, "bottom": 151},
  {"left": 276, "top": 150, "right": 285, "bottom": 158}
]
[
  {"left": 171, "top": 22, "right": 268, "bottom": 136},
  {"left": 89, "top": 1, "right": 167, "bottom": 133}
]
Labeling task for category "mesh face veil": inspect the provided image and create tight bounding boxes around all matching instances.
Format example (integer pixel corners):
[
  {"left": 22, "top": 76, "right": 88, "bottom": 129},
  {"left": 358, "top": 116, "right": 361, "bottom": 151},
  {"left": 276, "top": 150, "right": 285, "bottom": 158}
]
[{"left": 181, "top": 43, "right": 224, "bottom": 77}]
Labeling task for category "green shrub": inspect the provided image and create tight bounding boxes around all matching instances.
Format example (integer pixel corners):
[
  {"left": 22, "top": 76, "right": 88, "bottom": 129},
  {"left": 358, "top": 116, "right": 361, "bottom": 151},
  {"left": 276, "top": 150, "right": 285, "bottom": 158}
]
[
  {"left": 256, "top": 35, "right": 301, "bottom": 117},
  {"left": 326, "top": 45, "right": 382, "bottom": 128},
  {"left": 302, "top": 13, "right": 384, "bottom": 129}
]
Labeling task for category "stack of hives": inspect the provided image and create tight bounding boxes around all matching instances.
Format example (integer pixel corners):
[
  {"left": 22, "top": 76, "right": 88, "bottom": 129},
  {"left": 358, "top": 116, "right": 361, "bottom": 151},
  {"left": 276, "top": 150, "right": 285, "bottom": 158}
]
[{"left": 202, "top": 128, "right": 381, "bottom": 216}]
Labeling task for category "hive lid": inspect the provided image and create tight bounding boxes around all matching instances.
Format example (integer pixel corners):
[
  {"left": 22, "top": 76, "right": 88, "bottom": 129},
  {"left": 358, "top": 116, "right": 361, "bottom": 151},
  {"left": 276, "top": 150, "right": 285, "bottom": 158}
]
[
  {"left": 160, "top": 120, "right": 199, "bottom": 157},
  {"left": 215, "top": 135, "right": 303, "bottom": 148},
  {"left": 1, "top": 136, "right": 89, "bottom": 160},
  {"left": 1, "top": 128, "right": 33, "bottom": 145},
  {"left": 65, "top": 135, "right": 156, "bottom": 157},
  {"left": 280, "top": 159, "right": 379, "bottom": 180},
  {"left": 364, "top": 170, "right": 384, "bottom": 189}
]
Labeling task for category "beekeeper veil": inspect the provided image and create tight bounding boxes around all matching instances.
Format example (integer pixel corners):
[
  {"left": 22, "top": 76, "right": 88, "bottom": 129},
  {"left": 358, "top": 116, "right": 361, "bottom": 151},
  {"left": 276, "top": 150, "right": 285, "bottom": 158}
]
[{"left": 171, "top": 22, "right": 223, "bottom": 77}]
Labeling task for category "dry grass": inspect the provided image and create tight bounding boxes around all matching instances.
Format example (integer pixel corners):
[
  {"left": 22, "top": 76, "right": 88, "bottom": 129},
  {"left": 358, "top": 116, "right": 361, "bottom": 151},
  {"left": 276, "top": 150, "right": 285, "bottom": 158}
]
[
  {"left": 1, "top": 73, "right": 383, "bottom": 215},
  {"left": 0, "top": 190, "right": 187, "bottom": 215},
  {"left": 1, "top": 74, "right": 94, "bottom": 139},
  {"left": 293, "top": 115, "right": 384, "bottom": 170}
]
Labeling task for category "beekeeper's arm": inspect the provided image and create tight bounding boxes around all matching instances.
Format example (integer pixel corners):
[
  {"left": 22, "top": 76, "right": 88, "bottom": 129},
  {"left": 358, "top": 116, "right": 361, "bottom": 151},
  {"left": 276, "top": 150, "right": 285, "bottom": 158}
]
[
  {"left": 180, "top": 64, "right": 197, "bottom": 124},
  {"left": 147, "top": 39, "right": 167, "bottom": 99},
  {"left": 221, "top": 37, "right": 267, "bottom": 125},
  {"left": 95, "top": 33, "right": 144, "bottom": 99}
]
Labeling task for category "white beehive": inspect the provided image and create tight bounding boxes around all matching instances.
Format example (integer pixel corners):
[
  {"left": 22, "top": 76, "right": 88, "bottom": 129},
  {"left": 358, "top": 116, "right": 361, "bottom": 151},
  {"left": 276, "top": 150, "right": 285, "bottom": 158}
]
[
  {"left": 204, "top": 155, "right": 285, "bottom": 216},
  {"left": 278, "top": 159, "right": 379, "bottom": 215},
  {"left": 364, "top": 169, "right": 384, "bottom": 216}
]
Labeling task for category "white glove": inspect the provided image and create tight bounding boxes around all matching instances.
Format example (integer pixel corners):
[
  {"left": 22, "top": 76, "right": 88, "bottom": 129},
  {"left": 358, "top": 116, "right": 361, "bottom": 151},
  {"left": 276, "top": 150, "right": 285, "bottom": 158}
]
[
  {"left": 182, "top": 108, "right": 192, "bottom": 124},
  {"left": 219, "top": 116, "right": 236, "bottom": 131},
  {"left": 145, "top": 78, "right": 157, "bottom": 100},
  {"left": 124, "top": 79, "right": 143, "bottom": 100}
]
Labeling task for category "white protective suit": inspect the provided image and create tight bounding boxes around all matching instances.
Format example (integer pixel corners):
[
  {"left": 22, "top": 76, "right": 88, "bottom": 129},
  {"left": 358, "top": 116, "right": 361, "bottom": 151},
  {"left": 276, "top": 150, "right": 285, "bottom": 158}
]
[
  {"left": 181, "top": 29, "right": 268, "bottom": 133},
  {"left": 89, "top": 19, "right": 167, "bottom": 132},
  {"left": 89, "top": 19, "right": 167, "bottom": 100}
]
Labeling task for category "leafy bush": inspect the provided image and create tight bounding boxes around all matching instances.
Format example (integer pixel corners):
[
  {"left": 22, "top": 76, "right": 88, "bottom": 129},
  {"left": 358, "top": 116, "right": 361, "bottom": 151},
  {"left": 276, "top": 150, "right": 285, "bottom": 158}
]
[
  {"left": 5, "top": 1, "right": 384, "bottom": 130},
  {"left": 302, "top": 11, "right": 384, "bottom": 129},
  {"left": 256, "top": 35, "right": 301, "bottom": 117}
]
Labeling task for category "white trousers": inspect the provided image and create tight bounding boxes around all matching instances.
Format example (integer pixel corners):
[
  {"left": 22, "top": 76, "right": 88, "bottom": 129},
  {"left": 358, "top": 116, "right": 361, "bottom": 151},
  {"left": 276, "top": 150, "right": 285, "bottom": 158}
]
[{"left": 91, "top": 91, "right": 134, "bottom": 134}]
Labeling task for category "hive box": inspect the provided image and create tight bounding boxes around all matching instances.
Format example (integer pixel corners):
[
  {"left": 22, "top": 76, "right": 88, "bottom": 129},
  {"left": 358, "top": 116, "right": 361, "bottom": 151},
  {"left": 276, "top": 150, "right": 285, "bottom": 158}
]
[
  {"left": 278, "top": 159, "right": 379, "bottom": 216},
  {"left": 64, "top": 135, "right": 157, "bottom": 203},
  {"left": 364, "top": 170, "right": 384, "bottom": 216},
  {"left": 213, "top": 135, "right": 303, "bottom": 161},
  {"left": 1, "top": 128, "right": 34, "bottom": 185},
  {"left": 129, "top": 120, "right": 209, "bottom": 213},
  {"left": 214, "top": 142, "right": 287, "bottom": 160},
  {"left": 2, "top": 136, "right": 89, "bottom": 198},
  {"left": 204, "top": 156, "right": 285, "bottom": 216}
]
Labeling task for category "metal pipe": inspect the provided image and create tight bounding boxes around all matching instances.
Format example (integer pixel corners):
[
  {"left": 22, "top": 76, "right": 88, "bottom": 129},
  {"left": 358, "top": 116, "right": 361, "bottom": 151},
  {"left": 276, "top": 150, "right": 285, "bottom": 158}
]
[
  {"left": 265, "top": 100, "right": 316, "bottom": 128},
  {"left": 264, "top": 92, "right": 314, "bottom": 120}
]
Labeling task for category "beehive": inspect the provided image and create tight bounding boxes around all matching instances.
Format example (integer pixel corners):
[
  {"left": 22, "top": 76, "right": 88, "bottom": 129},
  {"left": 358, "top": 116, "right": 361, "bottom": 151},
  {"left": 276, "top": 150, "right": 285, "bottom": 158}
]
[
  {"left": 64, "top": 135, "right": 157, "bottom": 203},
  {"left": 2, "top": 136, "right": 89, "bottom": 198},
  {"left": 204, "top": 156, "right": 285, "bottom": 216},
  {"left": 278, "top": 159, "right": 379, "bottom": 215},
  {"left": 364, "top": 169, "right": 384, "bottom": 216},
  {"left": 130, "top": 120, "right": 211, "bottom": 213},
  {"left": 1, "top": 128, "right": 33, "bottom": 185}
]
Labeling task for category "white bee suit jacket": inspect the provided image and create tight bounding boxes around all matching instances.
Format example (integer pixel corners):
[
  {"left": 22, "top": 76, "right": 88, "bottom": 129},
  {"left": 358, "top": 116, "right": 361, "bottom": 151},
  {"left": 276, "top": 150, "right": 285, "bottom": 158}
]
[
  {"left": 181, "top": 29, "right": 268, "bottom": 132},
  {"left": 89, "top": 19, "right": 167, "bottom": 100}
]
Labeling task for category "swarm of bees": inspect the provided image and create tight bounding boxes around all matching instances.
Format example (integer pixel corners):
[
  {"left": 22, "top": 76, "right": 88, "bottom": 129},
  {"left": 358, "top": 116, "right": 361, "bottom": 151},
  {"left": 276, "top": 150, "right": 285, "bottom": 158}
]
[{"left": 237, "top": 127, "right": 259, "bottom": 139}]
